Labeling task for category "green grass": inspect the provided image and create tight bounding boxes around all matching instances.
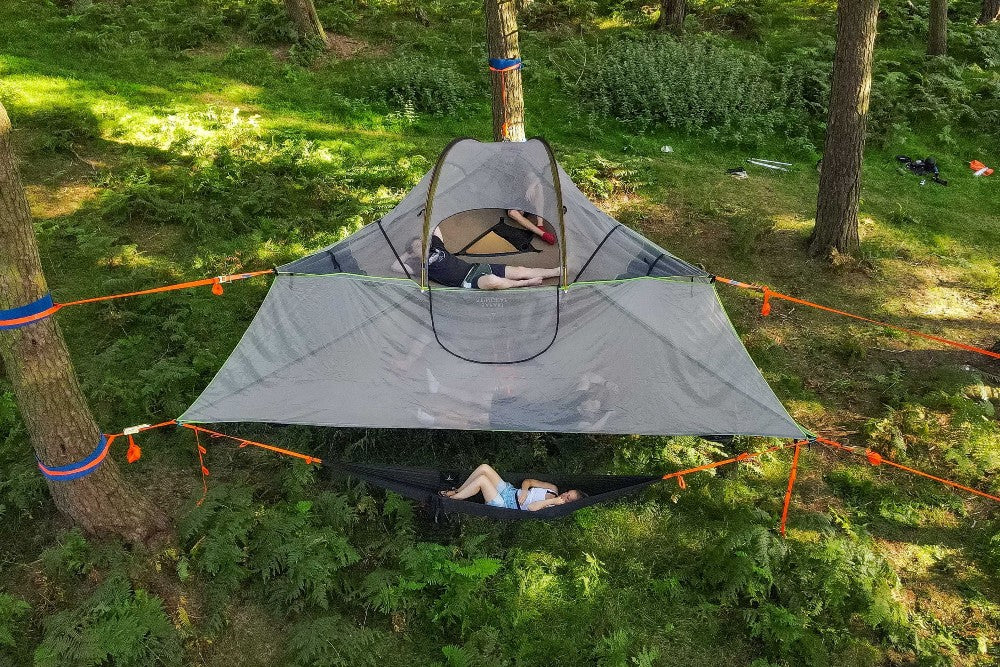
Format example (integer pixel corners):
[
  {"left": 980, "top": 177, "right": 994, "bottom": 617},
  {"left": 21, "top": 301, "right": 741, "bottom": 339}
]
[{"left": 1, "top": 0, "right": 999, "bottom": 664}]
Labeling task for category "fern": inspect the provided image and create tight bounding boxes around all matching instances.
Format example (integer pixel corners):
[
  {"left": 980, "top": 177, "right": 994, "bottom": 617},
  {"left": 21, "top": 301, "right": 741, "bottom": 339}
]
[
  {"left": 34, "top": 574, "right": 182, "bottom": 667},
  {"left": 0, "top": 593, "right": 29, "bottom": 648},
  {"left": 285, "top": 614, "right": 398, "bottom": 667}
]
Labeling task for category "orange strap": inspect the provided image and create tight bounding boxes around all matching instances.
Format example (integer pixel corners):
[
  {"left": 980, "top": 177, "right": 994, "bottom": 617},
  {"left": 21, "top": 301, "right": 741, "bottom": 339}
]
[
  {"left": 0, "top": 270, "right": 273, "bottom": 328},
  {"left": 489, "top": 63, "right": 521, "bottom": 141},
  {"left": 179, "top": 424, "right": 322, "bottom": 465},
  {"left": 715, "top": 276, "right": 1000, "bottom": 361},
  {"left": 779, "top": 442, "right": 801, "bottom": 537},
  {"left": 193, "top": 428, "right": 210, "bottom": 506},
  {"left": 815, "top": 436, "right": 1000, "bottom": 503}
]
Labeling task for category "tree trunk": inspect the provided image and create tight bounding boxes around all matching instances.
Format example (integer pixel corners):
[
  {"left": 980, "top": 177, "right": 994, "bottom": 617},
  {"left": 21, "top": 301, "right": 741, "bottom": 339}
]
[
  {"left": 978, "top": 0, "right": 1000, "bottom": 23},
  {"left": 0, "top": 103, "right": 168, "bottom": 544},
  {"left": 810, "top": 0, "right": 879, "bottom": 259},
  {"left": 283, "top": 0, "right": 327, "bottom": 44},
  {"left": 928, "top": 0, "right": 947, "bottom": 55},
  {"left": 484, "top": 0, "right": 526, "bottom": 142},
  {"left": 656, "top": 0, "right": 685, "bottom": 33}
]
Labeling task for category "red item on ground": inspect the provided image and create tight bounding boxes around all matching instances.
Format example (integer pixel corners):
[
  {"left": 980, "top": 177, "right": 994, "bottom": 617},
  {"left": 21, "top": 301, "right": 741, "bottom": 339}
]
[{"left": 970, "top": 160, "right": 994, "bottom": 176}]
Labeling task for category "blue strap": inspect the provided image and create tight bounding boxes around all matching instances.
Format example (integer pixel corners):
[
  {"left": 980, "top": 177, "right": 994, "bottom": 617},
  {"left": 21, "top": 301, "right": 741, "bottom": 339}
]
[
  {"left": 0, "top": 293, "right": 55, "bottom": 330},
  {"left": 489, "top": 57, "right": 523, "bottom": 70},
  {"left": 37, "top": 434, "right": 109, "bottom": 481}
]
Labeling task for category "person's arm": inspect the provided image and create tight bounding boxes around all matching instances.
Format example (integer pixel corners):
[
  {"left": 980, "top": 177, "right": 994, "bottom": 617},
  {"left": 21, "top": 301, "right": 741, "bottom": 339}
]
[
  {"left": 525, "top": 496, "right": 567, "bottom": 511},
  {"left": 520, "top": 479, "right": 558, "bottom": 492},
  {"left": 391, "top": 249, "right": 416, "bottom": 275}
]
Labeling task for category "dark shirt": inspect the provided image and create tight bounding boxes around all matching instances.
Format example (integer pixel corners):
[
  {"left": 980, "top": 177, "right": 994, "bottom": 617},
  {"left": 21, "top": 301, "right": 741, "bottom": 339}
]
[{"left": 426, "top": 235, "right": 473, "bottom": 287}]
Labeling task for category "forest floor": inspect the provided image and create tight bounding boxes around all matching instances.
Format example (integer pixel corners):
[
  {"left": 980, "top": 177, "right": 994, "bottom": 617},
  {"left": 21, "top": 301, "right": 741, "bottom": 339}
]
[{"left": 1, "top": 0, "right": 999, "bottom": 665}]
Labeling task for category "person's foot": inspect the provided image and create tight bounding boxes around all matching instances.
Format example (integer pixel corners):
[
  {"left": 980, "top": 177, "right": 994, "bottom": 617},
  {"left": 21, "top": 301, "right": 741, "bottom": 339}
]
[
  {"left": 439, "top": 489, "right": 456, "bottom": 497},
  {"left": 541, "top": 231, "right": 556, "bottom": 245}
]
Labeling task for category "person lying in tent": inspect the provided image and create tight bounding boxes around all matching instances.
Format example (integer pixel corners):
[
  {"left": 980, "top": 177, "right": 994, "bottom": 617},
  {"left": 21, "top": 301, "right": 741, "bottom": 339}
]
[
  {"left": 439, "top": 463, "right": 586, "bottom": 510},
  {"left": 393, "top": 227, "right": 560, "bottom": 289},
  {"left": 506, "top": 209, "right": 556, "bottom": 245}
]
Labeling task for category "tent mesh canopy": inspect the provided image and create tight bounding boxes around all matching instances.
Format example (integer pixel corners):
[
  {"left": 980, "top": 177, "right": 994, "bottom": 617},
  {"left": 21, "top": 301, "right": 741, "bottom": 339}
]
[{"left": 180, "top": 138, "right": 805, "bottom": 439}]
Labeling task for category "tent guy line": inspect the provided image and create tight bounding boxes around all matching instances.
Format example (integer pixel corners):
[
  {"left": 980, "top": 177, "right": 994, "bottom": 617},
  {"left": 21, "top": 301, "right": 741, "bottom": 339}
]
[{"left": 3, "top": 268, "right": 995, "bottom": 361}]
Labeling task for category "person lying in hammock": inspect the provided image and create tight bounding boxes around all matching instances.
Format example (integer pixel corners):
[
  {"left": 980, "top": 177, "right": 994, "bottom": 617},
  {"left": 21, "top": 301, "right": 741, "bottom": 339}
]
[
  {"left": 393, "top": 227, "right": 560, "bottom": 290},
  {"left": 439, "top": 463, "right": 585, "bottom": 510}
]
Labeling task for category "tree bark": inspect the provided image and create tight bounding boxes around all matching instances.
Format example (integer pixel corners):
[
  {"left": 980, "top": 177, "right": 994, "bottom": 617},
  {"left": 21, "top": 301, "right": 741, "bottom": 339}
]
[
  {"left": 0, "top": 103, "right": 168, "bottom": 544},
  {"left": 283, "top": 0, "right": 327, "bottom": 44},
  {"left": 810, "top": 0, "right": 879, "bottom": 259},
  {"left": 928, "top": 0, "right": 947, "bottom": 55},
  {"left": 978, "top": 0, "right": 1000, "bottom": 23},
  {"left": 484, "top": 0, "right": 526, "bottom": 142},
  {"left": 656, "top": 0, "right": 685, "bottom": 33}
]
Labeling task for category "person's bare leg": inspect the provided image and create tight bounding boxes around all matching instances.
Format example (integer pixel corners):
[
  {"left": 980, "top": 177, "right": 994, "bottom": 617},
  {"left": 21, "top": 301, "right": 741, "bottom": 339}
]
[
  {"left": 502, "top": 266, "right": 561, "bottom": 281},
  {"left": 477, "top": 274, "right": 543, "bottom": 290},
  {"left": 450, "top": 476, "right": 500, "bottom": 503},
  {"left": 449, "top": 464, "right": 501, "bottom": 495}
]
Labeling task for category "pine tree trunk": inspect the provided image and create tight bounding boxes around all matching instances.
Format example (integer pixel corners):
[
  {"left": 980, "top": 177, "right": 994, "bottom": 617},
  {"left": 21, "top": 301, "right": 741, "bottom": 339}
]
[
  {"left": 656, "top": 0, "right": 685, "bottom": 33},
  {"left": 0, "top": 103, "right": 168, "bottom": 544},
  {"left": 484, "top": 0, "right": 526, "bottom": 142},
  {"left": 978, "top": 0, "right": 1000, "bottom": 24},
  {"left": 928, "top": 0, "right": 948, "bottom": 55},
  {"left": 810, "top": 0, "right": 879, "bottom": 259},
  {"left": 283, "top": 0, "right": 327, "bottom": 44}
]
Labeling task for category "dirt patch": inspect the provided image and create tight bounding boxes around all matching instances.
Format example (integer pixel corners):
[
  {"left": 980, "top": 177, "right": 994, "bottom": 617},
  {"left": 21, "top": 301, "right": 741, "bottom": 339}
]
[
  {"left": 26, "top": 182, "right": 101, "bottom": 220},
  {"left": 327, "top": 33, "right": 370, "bottom": 59}
]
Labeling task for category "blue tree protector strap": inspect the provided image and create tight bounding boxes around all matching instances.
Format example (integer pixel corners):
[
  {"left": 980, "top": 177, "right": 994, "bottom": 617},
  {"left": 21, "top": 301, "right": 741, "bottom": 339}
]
[
  {"left": 488, "top": 57, "right": 523, "bottom": 71},
  {"left": 37, "top": 434, "right": 112, "bottom": 481},
  {"left": 0, "top": 293, "right": 56, "bottom": 330}
]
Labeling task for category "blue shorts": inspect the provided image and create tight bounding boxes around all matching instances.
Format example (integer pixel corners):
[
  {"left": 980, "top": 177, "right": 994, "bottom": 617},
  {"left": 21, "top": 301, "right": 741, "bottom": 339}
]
[{"left": 487, "top": 480, "right": 518, "bottom": 509}]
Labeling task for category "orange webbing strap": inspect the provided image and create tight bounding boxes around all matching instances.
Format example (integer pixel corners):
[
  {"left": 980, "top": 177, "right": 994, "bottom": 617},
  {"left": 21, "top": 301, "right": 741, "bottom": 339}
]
[
  {"left": 179, "top": 424, "right": 322, "bottom": 465},
  {"left": 0, "top": 270, "right": 274, "bottom": 328},
  {"left": 661, "top": 440, "right": 806, "bottom": 482},
  {"left": 714, "top": 276, "right": 1000, "bottom": 361},
  {"left": 193, "top": 428, "right": 209, "bottom": 506},
  {"left": 779, "top": 441, "right": 802, "bottom": 537},
  {"left": 105, "top": 420, "right": 178, "bottom": 466},
  {"left": 488, "top": 61, "right": 522, "bottom": 141},
  {"left": 815, "top": 436, "right": 1000, "bottom": 503}
]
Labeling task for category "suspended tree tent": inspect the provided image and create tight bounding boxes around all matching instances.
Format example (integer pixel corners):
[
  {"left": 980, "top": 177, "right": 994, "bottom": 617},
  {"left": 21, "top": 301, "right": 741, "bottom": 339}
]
[
  {"left": 174, "top": 137, "right": 809, "bottom": 516},
  {"left": 179, "top": 138, "right": 807, "bottom": 443}
]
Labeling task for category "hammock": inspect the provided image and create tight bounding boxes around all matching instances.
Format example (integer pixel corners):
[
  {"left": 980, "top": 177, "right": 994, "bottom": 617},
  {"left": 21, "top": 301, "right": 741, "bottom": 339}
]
[{"left": 326, "top": 460, "right": 661, "bottom": 519}]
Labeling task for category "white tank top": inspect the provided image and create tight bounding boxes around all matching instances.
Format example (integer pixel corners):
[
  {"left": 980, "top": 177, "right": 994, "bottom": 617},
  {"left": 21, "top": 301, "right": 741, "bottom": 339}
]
[{"left": 521, "top": 486, "right": 555, "bottom": 508}]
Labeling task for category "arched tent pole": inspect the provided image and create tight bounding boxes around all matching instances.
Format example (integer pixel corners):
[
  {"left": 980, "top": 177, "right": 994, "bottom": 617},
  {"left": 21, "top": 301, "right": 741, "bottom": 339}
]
[
  {"left": 531, "top": 136, "right": 568, "bottom": 288},
  {"left": 421, "top": 136, "right": 473, "bottom": 289}
]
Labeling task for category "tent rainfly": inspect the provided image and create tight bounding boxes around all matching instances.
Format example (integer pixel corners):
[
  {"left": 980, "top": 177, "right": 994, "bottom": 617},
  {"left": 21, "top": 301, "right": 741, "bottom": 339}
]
[{"left": 178, "top": 138, "right": 807, "bottom": 440}]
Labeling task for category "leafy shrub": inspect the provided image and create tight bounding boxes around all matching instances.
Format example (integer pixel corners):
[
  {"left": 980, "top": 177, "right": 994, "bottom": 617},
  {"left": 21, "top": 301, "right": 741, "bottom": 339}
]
[
  {"left": 98, "top": 108, "right": 420, "bottom": 240},
  {"left": 520, "top": 0, "right": 599, "bottom": 31},
  {"left": 180, "top": 484, "right": 364, "bottom": 625},
  {"left": 691, "top": 510, "right": 911, "bottom": 663},
  {"left": 0, "top": 389, "right": 46, "bottom": 523},
  {"left": 64, "top": 0, "right": 293, "bottom": 52},
  {"left": 361, "top": 541, "right": 501, "bottom": 627},
  {"left": 370, "top": 61, "right": 475, "bottom": 115},
  {"left": 0, "top": 594, "right": 30, "bottom": 650},
  {"left": 34, "top": 574, "right": 182, "bottom": 667},
  {"left": 285, "top": 613, "right": 407, "bottom": 666},
  {"left": 6, "top": 103, "right": 101, "bottom": 154},
  {"left": 40, "top": 529, "right": 94, "bottom": 580},
  {"left": 564, "top": 36, "right": 788, "bottom": 144},
  {"left": 560, "top": 151, "right": 644, "bottom": 199}
]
